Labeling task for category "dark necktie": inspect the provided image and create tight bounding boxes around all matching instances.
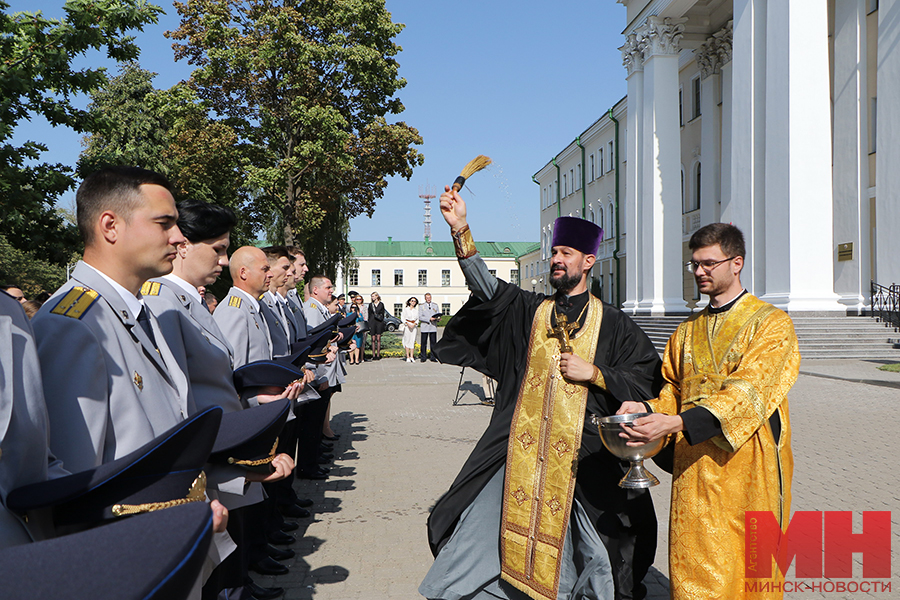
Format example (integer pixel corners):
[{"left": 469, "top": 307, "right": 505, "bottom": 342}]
[{"left": 137, "top": 306, "right": 159, "bottom": 351}]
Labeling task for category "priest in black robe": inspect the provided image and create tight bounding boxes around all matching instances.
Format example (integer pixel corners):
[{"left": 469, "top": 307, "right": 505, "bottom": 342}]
[{"left": 420, "top": 186, "right": 664, "bottom": 600}]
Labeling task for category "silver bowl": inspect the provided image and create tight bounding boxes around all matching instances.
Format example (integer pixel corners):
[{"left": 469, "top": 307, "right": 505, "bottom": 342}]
[{"left": 591, "top": 413, "right": 665, "bottom": 488}]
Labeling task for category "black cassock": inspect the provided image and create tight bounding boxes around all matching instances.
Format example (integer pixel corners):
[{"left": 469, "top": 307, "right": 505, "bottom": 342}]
[{"left": 429, "top": 281, "right": 666, "bottom": 600}]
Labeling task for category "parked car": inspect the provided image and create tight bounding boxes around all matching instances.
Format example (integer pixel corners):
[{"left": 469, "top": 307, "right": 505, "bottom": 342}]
[{"left": 384, "top": 314, "right": 402, "bottom": 332}]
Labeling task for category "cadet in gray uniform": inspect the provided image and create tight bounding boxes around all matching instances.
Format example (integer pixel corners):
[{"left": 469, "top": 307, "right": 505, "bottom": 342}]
[
  {"left": 259, "top": 246, "right": 293, "bottom": 358},
  {"left": 285, "top": 246, "right": 309, "bottom": 339},
  {"left": 213, "top": 246, "right": 274, "bottom": 368},
  {"left": 32, "top": 169, "right": 194, "bottom": 474},
  {"left": 0, "top": 290, "right": 68, "bottom": 549}
]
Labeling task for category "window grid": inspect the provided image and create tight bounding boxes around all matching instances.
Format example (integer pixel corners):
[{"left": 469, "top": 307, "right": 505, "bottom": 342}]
[
  {"left": 441, "top": 270, "right": 451, "bottom": 286},
  {"left": 441, "top": 303, "right": 451, "bottom": 316},
  {"left": 348, "top": 269, "right": 358, "bottom": 286},
  {"left": 371, "top": 269, "right": 381, "bottom": 286},
  {"left": 418, "top": 269, "right": 427, "bottom": 286},
  {"left": 394, "top": 269, "right": 403, "bottom": 286}
]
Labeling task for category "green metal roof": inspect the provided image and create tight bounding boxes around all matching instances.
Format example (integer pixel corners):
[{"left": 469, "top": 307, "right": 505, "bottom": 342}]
[{"left": 349, "top": 239, "right": 539, "bottom": 259}]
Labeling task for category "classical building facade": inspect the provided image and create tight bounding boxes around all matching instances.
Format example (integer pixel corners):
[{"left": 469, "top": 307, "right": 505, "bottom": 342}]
[
  {"left": 340, "top": 239, "right": 538, "bottom": 317},
  {"left": 539, "top": 0, "right": 897, "bottom": 315}
]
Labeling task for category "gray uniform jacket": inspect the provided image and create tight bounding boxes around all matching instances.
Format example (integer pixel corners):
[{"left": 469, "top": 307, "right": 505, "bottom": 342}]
[
  {"left": 286, "top": 290, "right": 308, "bottom": 339},
  {"left": 277, "top": 294, "right": 302, "bottom": 343},
  {"left": 31, "top": 262, "right": 192, "bottom": 474},
  {"left": 259, "top": 292, "right": 291, "bottom": 358},
  {"left": 304, "top": 299, "right": 341, "bottom": 387},
  {"left": 143, "top": 278, "right": 263, "bottom": 509},
  {"left": 0, "top": 292, "right": 68, "bottom": 549},
  {"left": 213, "top": 287, "right": 273, "bottom": 369},
  {"left": 419, "top": 302, "right": 440, "bottom": 333}
]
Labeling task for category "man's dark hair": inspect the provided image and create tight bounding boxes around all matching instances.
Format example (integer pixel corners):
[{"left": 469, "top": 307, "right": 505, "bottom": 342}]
[
  {"left": 0, "top": 283, "right": 20, "bottom": 291},
  {"left": 284, "top": 245, "right": 304, "bottom": 256},
  {"left": 689, "top": 223, "right": 746, "bottom": 259},
  {"left": 176, "top": 199, "right": 237, "bottom": 242},
  {"left": 76, "top": 167, "right": 173, "bottom": 245},
  {"left": 261, "top": 246, "right": 290, "bottom": 263}
]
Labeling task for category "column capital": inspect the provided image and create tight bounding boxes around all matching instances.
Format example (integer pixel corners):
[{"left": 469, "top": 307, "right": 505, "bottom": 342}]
[
  {"left": 641, "top": 16, "right": 687, "bottom": 58},
  {"left": 697, "top": 20, "right": 734, "bottom": 78},
  {"left": 620, "top": 32, "right": 644, "bottom": 76}
]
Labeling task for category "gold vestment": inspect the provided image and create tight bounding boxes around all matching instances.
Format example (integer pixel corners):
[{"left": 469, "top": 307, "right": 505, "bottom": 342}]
[
  {"left": 500, "top": 295, "right": 603, "bottom": 600},
  {"left": 649, "top": 293, "right": 800, "bottom": 600}
]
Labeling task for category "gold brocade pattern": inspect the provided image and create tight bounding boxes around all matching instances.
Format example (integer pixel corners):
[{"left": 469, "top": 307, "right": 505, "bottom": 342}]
[
  {"left": 500, "top": 296, "right": 603, "bottom": 600},
  {"left": 649, "top": 294, "right": 800, "bottom": 600}
]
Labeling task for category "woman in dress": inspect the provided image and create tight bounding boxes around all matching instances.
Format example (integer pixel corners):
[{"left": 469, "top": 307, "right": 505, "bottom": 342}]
[
  {"left": 367, "top": 291, "right": 386, "bottom": 360},
  {"left": 349, "top": 303, "right": 365, "bottom": 365},
  {"left": 401, "top": 297, "right": 419, "bottom": 363}
]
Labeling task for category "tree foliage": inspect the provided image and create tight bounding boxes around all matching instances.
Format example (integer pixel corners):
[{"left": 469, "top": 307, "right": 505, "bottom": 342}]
[
  {"left": 0, "top": 0, "right": 163, "bottom": 265},
  {"left": 0, "top": 234, "right": 76, "bottom": 297},
  {"left": 77, "top": 63, "right": 255, "bottom": 248},
  {"left": 167, "top": 0, "right": 423, "bottom": 275}
]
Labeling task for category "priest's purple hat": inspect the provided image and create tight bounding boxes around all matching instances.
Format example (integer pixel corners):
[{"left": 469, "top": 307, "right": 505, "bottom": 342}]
[{"left": 551, "top": 217, "right": 603, "bottom": 256}]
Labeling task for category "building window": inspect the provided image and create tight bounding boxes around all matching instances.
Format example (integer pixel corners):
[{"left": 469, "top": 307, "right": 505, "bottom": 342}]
[
  {"left": 598, "top": 207, "right": 604, "bottom": 236},
  {"left": 394, "top": 269, "right": 403, "bottom": 286},
  {"left": 510, "top": 269, "right": 519, "bottom": 285},
  {"left": 608, "top": 141, "right": 614, "bottom": 169},
  {"left": 870, "top": 97, "right": 877, "bottom": 154},
  {"left": 418, "top": 269, "right": 427, "bottom": 286},
  {"left": 348, "top": 269, "right": 358, "bottom": 286},
  {"left": 694, "top": 163, "right": 701, "bottom": 211},
  {"left": 576, "top": 164, "right": 582, "bottom": 190},
  {"left": 589, "top": 154, "right": 595, "bottom": 181},
  {"left": 488, "top": 269, "right": 497, "bottom": 277},
  {"left": 692, "top": 76, "right": 701, "bottom": 120},
  {"left": 441, "top": 303, "right": 451, "bottom": 316},
  {"left": 569, "top": 169, "right": 574, "bottom": 194},
  {"left": 679, "top": 86, "right": 684, "bottom": 127},
  {"left": 394, "top": 303, "right": 403, "bottom": 318},
  {"left": 371, "top": 269, "right": 381, "bottom": 286},
  {"left": 608, "top": 202, "right": 615, "bottom": 236},
  {"left": 681, "top": 169, "right": 686, "bottom": 213},
  {"left": 598, "top": 149, "right": 604, "bottom": 175},
  {"left": 562, "top": 173, "right": 567, "bottom": 197}
]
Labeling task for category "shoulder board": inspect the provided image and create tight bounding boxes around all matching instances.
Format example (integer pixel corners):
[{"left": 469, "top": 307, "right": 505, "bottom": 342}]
[
  {"left": 140, "top": 281, "right": 162, "bottom": 296},
  {"left": 228, "top": 296, "right": 242, "bottom": 308},
  {"left": 50, "top": 286, "right": 99, "bottom": 320}
]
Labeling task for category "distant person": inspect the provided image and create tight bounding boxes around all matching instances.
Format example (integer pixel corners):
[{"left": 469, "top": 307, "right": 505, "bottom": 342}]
[
  {"left": 367, "top": 291, "right": 386, "bottom": 360},
  {"left": 206, "top": 293, "right": 219, "bottom": 313},
  {"left": 401, "top": 297, "right": 419, "bottom": 363},
  {"left": 0, "top": 284, "right": 26, "bottom": 303},
  {"left": 21, "top": 299, "right": 43, "bottom": 319},
  {"left": 348, "top": 301, "right": 365, "bottom": 365},
  {"left": 418, "top": 293, "right": 440, "bottom": 362}
]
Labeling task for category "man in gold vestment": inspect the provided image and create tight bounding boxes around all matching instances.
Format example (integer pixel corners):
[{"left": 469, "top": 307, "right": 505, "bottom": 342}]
[{"left": 619, "top": 223, "right": 800, "bottom": 600}]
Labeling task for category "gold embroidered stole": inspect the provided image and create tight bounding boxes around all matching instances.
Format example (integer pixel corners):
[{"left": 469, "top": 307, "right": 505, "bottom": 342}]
[{"left": 500, "top": 295, "right": 603, "bottom": 600}]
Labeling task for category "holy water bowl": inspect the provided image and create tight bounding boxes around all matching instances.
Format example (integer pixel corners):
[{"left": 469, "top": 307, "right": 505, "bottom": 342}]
[{"left": 591, "top": 413, "right": 665, "bottom": 489}]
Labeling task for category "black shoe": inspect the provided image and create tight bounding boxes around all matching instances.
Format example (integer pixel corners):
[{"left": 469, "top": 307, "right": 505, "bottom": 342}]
[
  {"left": 297, "top": 469, "right": 327, "bottom": 480},
  {"left": 279, "top": 503, "right": 310, "bottom": 519},
  {"left": 323, "top": 433, "right": 340, "bottom": 441},
  {"left": 295, "top": 498, "right": 314, "bottom": 508},
  {"left": 245, "top": 581, "right": 284, "bottom": 600},
  {"left": 420, "top": 358, "right": 426, "bottom": 362},
  {"left": 266, "top": 530, "right": 296, "bottom": 546},
  {"left": 250, "top": 556, "right": 289, "bottom": 576},
  {"left": 429, "top": 357, "right": 438, "bottom": 362},
  {"left": 266, "top": 544, "right": 296, "bottom": 561},
  {"left": 280, "top": 520, "right": 300, "bottom": 532}
]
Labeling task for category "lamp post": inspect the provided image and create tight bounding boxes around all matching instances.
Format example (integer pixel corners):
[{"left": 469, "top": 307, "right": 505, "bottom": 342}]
[{"left": 531, "top": 278, "right": 537, "bottom": 293}]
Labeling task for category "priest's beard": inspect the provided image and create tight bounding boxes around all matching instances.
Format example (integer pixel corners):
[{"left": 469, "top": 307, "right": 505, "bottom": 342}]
[{"left": 549, "top": 268, "right": 582, "bottom": 294}]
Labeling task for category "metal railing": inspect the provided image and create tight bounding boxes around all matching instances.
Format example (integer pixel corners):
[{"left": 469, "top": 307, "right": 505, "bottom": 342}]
[{"left": 871, "top": 281, "right": 900, "bottom": 329}]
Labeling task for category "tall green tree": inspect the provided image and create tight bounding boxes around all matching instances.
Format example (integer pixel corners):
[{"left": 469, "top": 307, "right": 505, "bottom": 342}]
[
  {"left": 0, "top": 0, "right": 163, "bottom": 265},
  {"left": 78, "top": 63, "right": 254, "bottom": 247},
  {"left": 167, "top": 0, "right": 423, "bottom": 276}
]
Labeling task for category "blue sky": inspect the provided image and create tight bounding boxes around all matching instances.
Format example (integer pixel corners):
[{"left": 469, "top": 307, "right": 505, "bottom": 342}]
[{"left": 8, "top": 0, "right": 628, "bottom": 244}]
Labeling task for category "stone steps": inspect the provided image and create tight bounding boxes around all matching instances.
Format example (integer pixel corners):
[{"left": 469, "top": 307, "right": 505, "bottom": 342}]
[{"left": 630, "top": 315, "right": 900, "bottom": 360}]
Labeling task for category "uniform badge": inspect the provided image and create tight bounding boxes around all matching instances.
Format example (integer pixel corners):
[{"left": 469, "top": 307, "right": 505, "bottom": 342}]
[{"left": 133, "top": 371, "right": 143, "bottom": 391}]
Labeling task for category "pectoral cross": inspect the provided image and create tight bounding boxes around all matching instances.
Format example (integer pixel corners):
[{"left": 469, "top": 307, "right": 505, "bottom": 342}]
[{"left": 548, "top": 311, "right": 578, "bottom": 354}]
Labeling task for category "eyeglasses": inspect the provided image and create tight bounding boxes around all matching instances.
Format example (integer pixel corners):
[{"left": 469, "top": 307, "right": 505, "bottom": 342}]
[{"left": 685, "top": 257, "right": 736, "bottom": 274}]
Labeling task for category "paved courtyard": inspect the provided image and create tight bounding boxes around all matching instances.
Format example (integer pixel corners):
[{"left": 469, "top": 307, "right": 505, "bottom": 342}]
[{"left": 256, "top": 352, "right": 900, "bottom": 599}]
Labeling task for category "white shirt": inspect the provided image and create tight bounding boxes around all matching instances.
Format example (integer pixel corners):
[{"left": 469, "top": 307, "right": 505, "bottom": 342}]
[
  {"left": 162, "top": 273, "right": 203, "bottom": 305},
  {"left": 83, "top": 263, "right": 143, "bottom": 320}
]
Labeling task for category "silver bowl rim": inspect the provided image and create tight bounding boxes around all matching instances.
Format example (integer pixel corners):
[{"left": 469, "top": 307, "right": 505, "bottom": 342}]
[{"left": 593, "top": 413, "right": 651, "bottom": 427}]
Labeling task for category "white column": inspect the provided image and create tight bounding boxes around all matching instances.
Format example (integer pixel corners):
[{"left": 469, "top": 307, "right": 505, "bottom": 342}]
[
  {"left": 832, "top": 0, "right": 870, "bottom": 313},
  {"left": 720, "top": 58, "right": 733, "bottom": 220},
  {"left": 696, "top": 21, "right": 732, "bottom": 229},
  {"left": 639, "top": 17, "right": 688, "bottom": 315},
  {"left": 759, "top": 0, "right": 841, "bottom": 312},
  {"left": 728, "top": 0, "right": 767, "bottom": 294},
  {"left": 875, "top": 0, "right": 900, "bottom": 286},
  {"left": 621, "top": 32, "right": 644, "bottom": 315}
]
